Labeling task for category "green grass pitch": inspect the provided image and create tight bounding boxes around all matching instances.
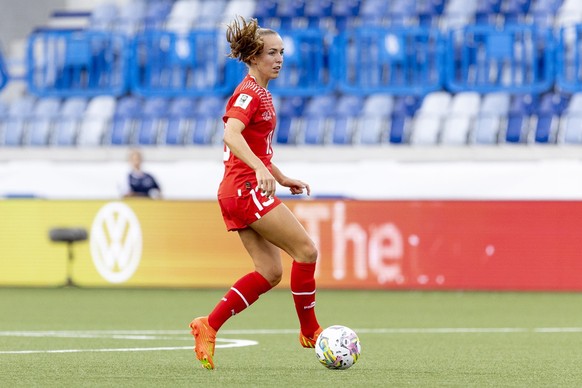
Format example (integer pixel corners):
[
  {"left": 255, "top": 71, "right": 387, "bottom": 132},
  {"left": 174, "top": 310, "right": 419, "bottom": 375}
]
[{"left": 2, "top": 288, "right": 582, "bottom": 387}]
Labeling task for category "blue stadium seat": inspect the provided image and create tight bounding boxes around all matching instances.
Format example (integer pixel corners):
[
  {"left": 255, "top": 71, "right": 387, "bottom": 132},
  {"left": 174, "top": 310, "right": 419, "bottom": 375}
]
[
  {"left": 425, "top": 0, "right": 446, "bottom": 14},
  {"left": 89, "top": 3, "right": 118, "bottom": 30},
  {"left": 221, "top": 0, "right": 258, "bottom": 29},
  {"left": 359, "top": 0, "right": 389, "bottom": 25},
  {"left": 27, "top": 97, "right": 61, "bottom": 146},
  {"left": 254, "top": 0, "right": 278, "bottom": 26},
  {"left": 531, "top": 93, "right": 569, "bottom": 143},
  {"left": 275, "top": 96, "right": 305, "bottom": 144},
  {"left": 135, "top": 97, "right": 169, "bottom": 145},
  {"left": 417, "top": 0, "right": 446, "bottom": 26},
  {"left": 355, "top": 94, "right": 393, "bottom": 144},
  {"left": 389, "top": 95, "right": 420, "bottom": 143},
  {"left": 52, "top": 97, "right": 88, "bottom": 146},
  {"left": 531, "top": 0, "right": 563, "bottom": 28},
  {"left": 442, "top": 0, "right": 479, "bottom": 29},
  {"left": 163, "top": 97, "right": 196, "bottom": 145},
  {"left": 144, "top": 0, "right": 173, "bottom": 30},
  {"left": 330, "top": 94, "right": 364, "bottom": 144},
  {"left": 440, "top": 92, "right": 481, "bottom": 145},
  {"left": 410, "top": 91, "right": 451, "bottom": 145},
  {"left": 300, "top": 95, "right": 336, "bottom": 144},
  {"left": 196, "top": 0, "right": 227, "bottom": 28},
  {"left": 1, "top": 96, "right": 36, "bottom": 146},
  {"left": 502, "top": 0, "right": 531, "bottom": 25},
  {"left": 389, "top": 0, "right": 417, "bottom": 26},
  {"left": 108, "top": 96, "right": 142, "bottom": 145},
  {"left": 503, "top": 94, "right": 538, "bottom": 143},
  {"left": 115, "top": 0, "right": 146, "bottom": 35},
  {"left": 165, "top": 0, "right": 200, "bottom": 33},
  {"left": 472, "top": 92, "right": 510, "bottom": 144},
  {"left": 304, "top": 0, "right": 332, "bottom": 29},
  {"left": 555, "top": 0, "right": 581, "bottom": 27},
  {"left": 331, "top": 0, "right": 360, "bottom": 31},
  {"left": 77, "top": 96, "right": 116, "bottom": 146},
  {"left": 189, "top": 96, "right": 225, "bottom": 145},
  {"left": 0, "top": 100, "right": 8, "bottom": 117},
  {"left": 559, "top": 92, "right": 582, "bottom": 143},
  {"left": 275, "top": 0, "right": 305, "bottom": 29},
  {"left": 475, "top": 0, "right": 502, "bottom": 25}
]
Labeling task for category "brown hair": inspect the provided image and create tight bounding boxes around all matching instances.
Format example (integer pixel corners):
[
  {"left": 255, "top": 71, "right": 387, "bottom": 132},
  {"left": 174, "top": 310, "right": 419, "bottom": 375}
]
[{"left": 226, "top": 16, "right": 278, "bottom": 65}]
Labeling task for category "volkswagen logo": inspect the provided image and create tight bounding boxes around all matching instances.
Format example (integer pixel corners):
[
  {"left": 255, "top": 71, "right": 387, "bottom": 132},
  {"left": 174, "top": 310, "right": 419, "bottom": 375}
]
[{"left": 90, "top": 202, "right": 142, "bottom": 284}]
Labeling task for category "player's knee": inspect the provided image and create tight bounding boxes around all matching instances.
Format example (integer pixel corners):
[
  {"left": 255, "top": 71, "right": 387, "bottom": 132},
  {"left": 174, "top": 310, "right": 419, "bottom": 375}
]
[
  {"left": 300, "top": 242, "right": 318, "bottom": 264},
  {"left": 266, "top": 268, "right": 282, "bottom": 286},
  {"left": 307, "top": 244, "right": 318, "bottom": 263},
  {"left": 272, "top": 272, "right": 283, "bottom": 286}
]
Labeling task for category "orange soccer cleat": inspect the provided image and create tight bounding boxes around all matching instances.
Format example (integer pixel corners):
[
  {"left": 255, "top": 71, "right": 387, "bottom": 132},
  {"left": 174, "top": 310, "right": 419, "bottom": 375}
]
[
  {"left": 299, "top": 326, "right": 323, "bottom": 348},
  {"left": 189, "top": 316, "right": 217, "bottom": 370}
]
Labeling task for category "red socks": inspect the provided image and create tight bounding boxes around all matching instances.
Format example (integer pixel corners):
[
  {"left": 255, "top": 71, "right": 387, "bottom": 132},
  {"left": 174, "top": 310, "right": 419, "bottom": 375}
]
[
  {"left": 207, "top": 271, "right": 272, "bottom": 331},
  {"left": 206, "top": 262, "right": 320, "bottom": 337},
  {"left": 290, "top": 261, "right": 320, "bottom": 338}
]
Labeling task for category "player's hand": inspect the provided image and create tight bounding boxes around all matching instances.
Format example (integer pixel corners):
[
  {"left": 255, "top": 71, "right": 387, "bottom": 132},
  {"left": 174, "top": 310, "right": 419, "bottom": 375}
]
[
  {"left": 287, "top": 179, "right": 311, "bottom": 196},
  {"left": 255, "top": 166, "right": 277, "bottom": 198}
]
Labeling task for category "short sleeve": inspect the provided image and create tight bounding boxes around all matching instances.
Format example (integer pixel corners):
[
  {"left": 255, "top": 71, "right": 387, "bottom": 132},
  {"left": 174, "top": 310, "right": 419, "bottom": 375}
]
[{"left": 223, "top": 91, "right": 261, "bottom": 126}]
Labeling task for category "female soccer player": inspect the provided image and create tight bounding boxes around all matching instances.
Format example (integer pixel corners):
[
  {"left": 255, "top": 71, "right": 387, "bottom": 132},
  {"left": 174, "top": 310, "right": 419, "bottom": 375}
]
[{"left": 189, "top": 17, "right": 322, "bottom": 370}]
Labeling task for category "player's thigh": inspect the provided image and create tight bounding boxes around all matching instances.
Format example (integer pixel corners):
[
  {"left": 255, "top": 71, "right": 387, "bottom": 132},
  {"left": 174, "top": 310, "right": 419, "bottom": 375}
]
[
  {"left": 250, "top": 203, "right": 317, "bottom": 262},
  {"left": 238, "top": 227, "right": 283, "bottom": 283}
]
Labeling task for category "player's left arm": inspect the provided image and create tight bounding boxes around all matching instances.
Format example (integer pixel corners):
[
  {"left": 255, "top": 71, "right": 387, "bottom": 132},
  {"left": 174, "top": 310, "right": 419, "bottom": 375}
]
[{"left": 271, "top": 163, "right": 311, "bottom": 196}]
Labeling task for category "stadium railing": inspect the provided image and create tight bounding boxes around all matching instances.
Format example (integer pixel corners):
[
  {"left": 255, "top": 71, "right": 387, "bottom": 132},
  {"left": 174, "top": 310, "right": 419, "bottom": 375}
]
[
  {"left": 268, "top": 29, "right": 334, "bottom": 96},
  {"left": 22, "top": 24, "right": 582, "bottom": 99},
  {"left": 335, "top": 26, "right": 445, "bottom": 96},
  {"left": 27, "top": 29, "right": 129, "bottom": 97},
  {"left": 129, "top": 29, "right": 236, "bottom": 97},
  {"left": 556, "top": 24, "right": 582, "bottom": 93},
  {"left": 445, "top": 24, "right": 555, "bottom": 93}
]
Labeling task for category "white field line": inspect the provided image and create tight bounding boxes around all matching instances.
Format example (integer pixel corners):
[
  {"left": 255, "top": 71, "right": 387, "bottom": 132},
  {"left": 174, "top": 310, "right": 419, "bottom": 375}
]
[
  {"left": 1, "top": 328, "right": 581, "bottom": 355},
  {"left": 0, "top": 338, "right": 257, "bottom": 355},
  {"left": 0, "top": 346, "right": 193, "bottom": 354}
]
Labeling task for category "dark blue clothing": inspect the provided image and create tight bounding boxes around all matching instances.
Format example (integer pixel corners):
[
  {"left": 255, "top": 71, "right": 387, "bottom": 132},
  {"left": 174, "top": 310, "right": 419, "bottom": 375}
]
[{"left": 128, "top": 171, "right": 160, "bottom": 197}]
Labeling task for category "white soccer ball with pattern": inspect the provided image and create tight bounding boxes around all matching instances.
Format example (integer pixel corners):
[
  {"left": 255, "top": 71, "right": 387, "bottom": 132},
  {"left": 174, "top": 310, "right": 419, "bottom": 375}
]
[{"left": 315, "top": 325, "right": 361, "bottom": 369}]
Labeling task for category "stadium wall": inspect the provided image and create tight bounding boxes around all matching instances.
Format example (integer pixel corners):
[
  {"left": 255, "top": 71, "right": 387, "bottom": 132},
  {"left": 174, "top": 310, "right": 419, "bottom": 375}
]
[{"left": 2, "top": 146, "right": 582, "bottom": 200}]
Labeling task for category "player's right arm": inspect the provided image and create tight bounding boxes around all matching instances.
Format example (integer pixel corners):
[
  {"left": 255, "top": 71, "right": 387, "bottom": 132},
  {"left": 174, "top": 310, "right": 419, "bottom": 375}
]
[{"left": 223, "top": 117, "right": 276, "bottom": 197}]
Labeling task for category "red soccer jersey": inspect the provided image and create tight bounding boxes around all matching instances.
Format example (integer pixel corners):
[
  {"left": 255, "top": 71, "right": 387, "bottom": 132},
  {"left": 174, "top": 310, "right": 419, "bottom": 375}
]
[{"left": 218, "top": 75, "right": 277, "bottom": 199}]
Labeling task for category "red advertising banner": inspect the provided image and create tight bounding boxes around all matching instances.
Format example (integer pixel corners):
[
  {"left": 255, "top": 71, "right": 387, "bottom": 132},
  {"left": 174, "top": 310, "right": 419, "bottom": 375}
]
[
  {"left": 1, "top": 199, "right": 581, "bottom": 290},
  {"left": 290, "top": 200, "right": 582, "bottom": 290}
]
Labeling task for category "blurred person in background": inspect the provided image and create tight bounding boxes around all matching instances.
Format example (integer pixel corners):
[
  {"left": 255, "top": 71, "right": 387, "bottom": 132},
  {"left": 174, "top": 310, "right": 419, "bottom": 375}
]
[
  {"left": 189, "top": 16, "right": 322, "bottom": 370},
  {"left": 121, "top": 148, "right": 162, "bottom": 199}
]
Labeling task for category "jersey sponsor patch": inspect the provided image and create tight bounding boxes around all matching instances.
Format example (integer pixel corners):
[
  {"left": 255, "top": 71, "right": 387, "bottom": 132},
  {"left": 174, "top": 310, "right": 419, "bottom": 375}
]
[{"left": 234, "top": 94, "right": 253, "bottom": 109}]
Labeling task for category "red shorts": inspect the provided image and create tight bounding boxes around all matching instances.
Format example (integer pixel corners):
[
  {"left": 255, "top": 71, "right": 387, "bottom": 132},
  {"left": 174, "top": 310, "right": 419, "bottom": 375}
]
[{"left": 218, "top": 186, "right": 282, "bottom": 231}]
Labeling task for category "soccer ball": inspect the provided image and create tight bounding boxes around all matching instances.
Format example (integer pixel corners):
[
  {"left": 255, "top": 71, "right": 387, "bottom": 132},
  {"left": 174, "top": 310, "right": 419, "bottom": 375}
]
[{"left": 315, "top": 325, "right": 361, "bottom": 370}]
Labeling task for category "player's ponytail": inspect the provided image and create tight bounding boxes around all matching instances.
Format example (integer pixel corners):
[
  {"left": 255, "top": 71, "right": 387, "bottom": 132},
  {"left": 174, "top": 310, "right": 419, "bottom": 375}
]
[{"left": 226, "top": 16, "right": 277, "bottom": 65}]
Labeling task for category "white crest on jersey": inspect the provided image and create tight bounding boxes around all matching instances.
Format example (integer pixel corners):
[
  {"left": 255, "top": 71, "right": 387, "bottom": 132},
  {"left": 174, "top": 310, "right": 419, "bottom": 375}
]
[{"left": 234, "top": 93, "right": 253, "bottom": 109}]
